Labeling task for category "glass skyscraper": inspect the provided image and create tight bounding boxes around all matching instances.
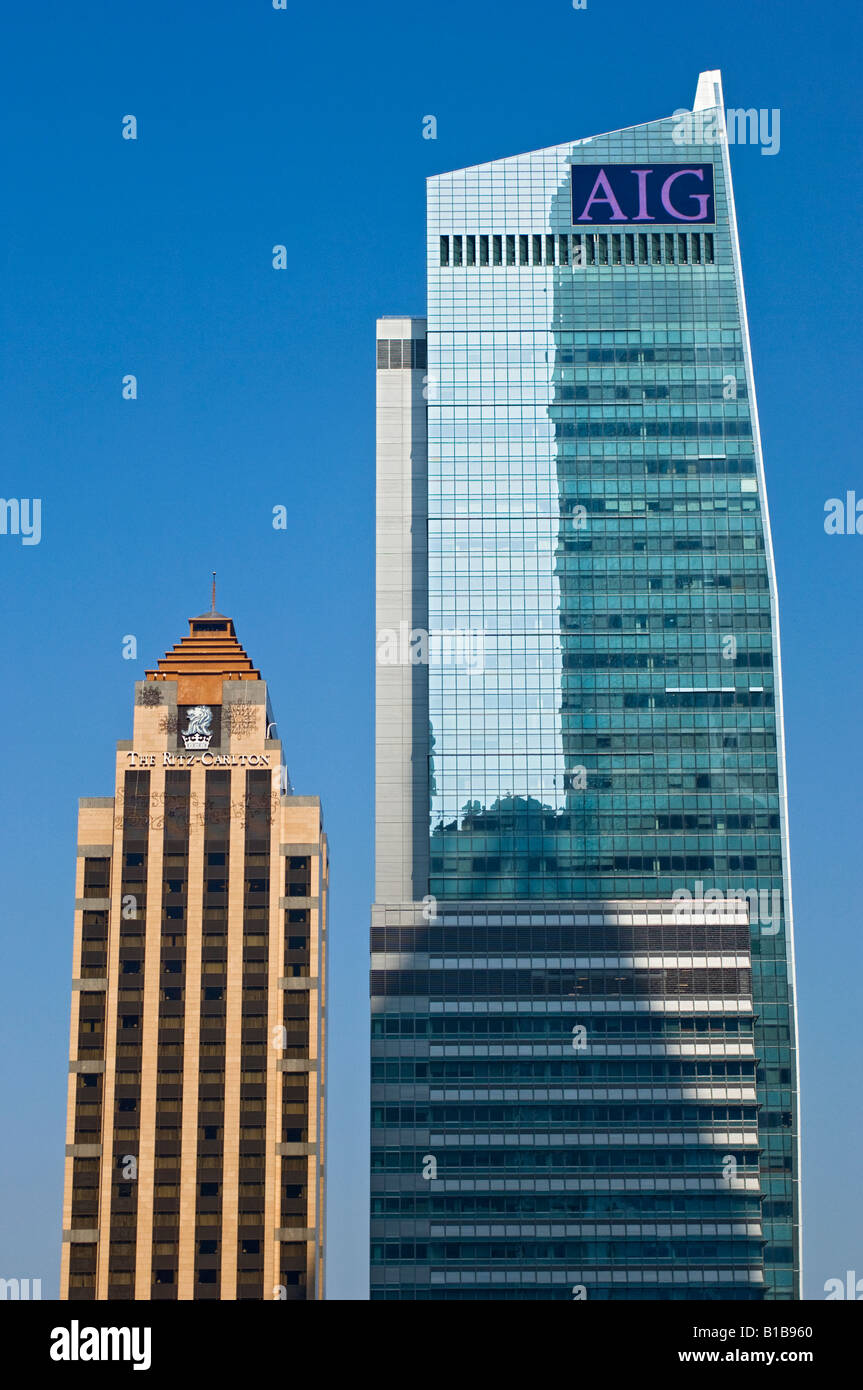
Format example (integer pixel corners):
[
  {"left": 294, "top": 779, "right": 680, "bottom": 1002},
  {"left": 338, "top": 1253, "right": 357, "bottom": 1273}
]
[{"left": 372, "top": 71, "right": 800, "bottom": 1300}]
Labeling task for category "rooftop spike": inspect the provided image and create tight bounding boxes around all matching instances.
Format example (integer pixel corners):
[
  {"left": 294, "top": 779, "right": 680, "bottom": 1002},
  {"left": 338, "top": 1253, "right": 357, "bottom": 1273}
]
[{"left": 694, "top": 68, "right": 724, "bottom": 113}]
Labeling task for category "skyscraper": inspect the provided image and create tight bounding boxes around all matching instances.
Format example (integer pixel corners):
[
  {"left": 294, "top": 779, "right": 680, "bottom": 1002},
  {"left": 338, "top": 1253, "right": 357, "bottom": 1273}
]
[
  {"left": 372, "top": 72, "right": 800, "bottom": 1299},
  {"left": 61, "top": 604, "right": 327, "bottom": 1300}
]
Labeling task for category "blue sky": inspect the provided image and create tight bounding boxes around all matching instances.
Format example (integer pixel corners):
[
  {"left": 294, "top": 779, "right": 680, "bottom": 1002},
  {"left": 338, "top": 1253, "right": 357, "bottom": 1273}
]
[{"left": 0, "top": 0, "right": 860, "bottom": 1300}]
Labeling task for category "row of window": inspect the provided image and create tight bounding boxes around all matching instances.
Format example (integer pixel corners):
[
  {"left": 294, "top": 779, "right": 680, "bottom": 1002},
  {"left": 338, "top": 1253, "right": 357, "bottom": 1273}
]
[
  {"left": 373, "top": 1061, "right": 758, "bottom": 1081},
  {"left": 372, "top": 1195, "right": 770, "bottom": 1216},
  {"left": 433, "top": 420, "right": 753, "bottom": 440},
  {"left": 433, "top": 346, "right": 742, "bottom": 368},
  {"left": 372, "top": 967, "right": 749, "bottom": 999},
  {"left": 371, "top": 1239, "right": 760, "bottom": 1261},
  {"left": 370, "top": 1289, "right": 768, "bottom": 1300},
  {"left": 439, "top": 232, "right": 716, "bottom": 269},
  {"left": 371, "top": 1148, "right": 760, "bottom": 1171},
  {"left": 372, "top": 1016, "right": 758, "bottom": 1037},
  {"left": 377, "top": 337, "right": 428, "bottom": 369}
]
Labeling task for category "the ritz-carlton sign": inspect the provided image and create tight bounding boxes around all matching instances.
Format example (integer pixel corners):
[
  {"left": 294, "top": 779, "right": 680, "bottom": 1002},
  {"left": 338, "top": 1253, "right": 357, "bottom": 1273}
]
[
  {"left": 128, "top": 703, "right": 270, "bottom": 766},
  {"left": 125, "top": 751, "right": 272, "bottom": 768}
]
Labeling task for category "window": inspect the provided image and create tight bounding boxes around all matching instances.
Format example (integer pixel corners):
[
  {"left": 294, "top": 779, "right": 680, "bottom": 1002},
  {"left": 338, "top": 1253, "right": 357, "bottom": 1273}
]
[
  {"left": 198, "top": 1240, "right": 218, "bottom": 1254},
  {"left": 375, "top": 339, "right": 426, "bottom": 370}
]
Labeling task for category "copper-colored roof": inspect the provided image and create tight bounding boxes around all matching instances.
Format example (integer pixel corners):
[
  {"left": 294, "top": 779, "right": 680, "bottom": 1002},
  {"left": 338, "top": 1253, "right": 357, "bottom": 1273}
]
[{"left": 146, "top": 613, "right": 261, "bottom": 690}]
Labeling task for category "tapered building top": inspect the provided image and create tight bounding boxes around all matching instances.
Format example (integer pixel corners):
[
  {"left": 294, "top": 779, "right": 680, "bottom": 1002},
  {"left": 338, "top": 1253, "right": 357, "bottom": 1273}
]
[{"left": 145, "top": 609, "right": 261, "bottom": 706}]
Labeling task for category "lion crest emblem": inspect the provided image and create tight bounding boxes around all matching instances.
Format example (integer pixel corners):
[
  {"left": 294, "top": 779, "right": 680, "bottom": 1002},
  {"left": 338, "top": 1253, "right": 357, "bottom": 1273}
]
[{"left": 182, "top": 705, "right": 214, "bottom": 749}]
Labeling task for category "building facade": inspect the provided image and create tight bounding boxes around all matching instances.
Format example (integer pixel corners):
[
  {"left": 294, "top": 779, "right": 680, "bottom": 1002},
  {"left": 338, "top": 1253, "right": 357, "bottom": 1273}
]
[
  {"left": 61, "top": 607, "right": 327, "bottom": 1300},
  {"left": 372, "top": 72, "right": 800, "bottom": 1299}
]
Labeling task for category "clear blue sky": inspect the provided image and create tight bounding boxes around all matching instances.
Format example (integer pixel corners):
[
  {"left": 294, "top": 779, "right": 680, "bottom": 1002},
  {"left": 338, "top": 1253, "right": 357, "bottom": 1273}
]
[{"left": 0, "top": 0, "right": 860, "bottom": 1301}]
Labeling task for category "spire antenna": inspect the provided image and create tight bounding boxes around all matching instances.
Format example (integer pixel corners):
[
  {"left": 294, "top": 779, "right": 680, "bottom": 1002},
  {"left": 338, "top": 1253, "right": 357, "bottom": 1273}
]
[{"left": 211, "top": 571, "right": 217, "bottom": 613}]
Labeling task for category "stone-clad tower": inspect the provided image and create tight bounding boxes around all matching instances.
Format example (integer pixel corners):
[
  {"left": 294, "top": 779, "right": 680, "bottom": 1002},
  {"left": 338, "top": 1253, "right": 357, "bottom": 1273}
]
[{"left": 61, "top": 605, "right": 327, "bottom": 1300}]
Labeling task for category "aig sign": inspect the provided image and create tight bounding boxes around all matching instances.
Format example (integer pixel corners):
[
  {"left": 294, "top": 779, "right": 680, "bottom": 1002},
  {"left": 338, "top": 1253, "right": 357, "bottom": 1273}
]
[{"left": 571, "top": 164, "right": 715, "bottom": 224}]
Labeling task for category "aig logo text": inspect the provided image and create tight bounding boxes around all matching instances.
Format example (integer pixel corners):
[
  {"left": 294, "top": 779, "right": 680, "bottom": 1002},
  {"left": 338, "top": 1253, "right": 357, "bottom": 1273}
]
[{"left": 571, "top": 164, "right": 715, "bottom": 225}]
